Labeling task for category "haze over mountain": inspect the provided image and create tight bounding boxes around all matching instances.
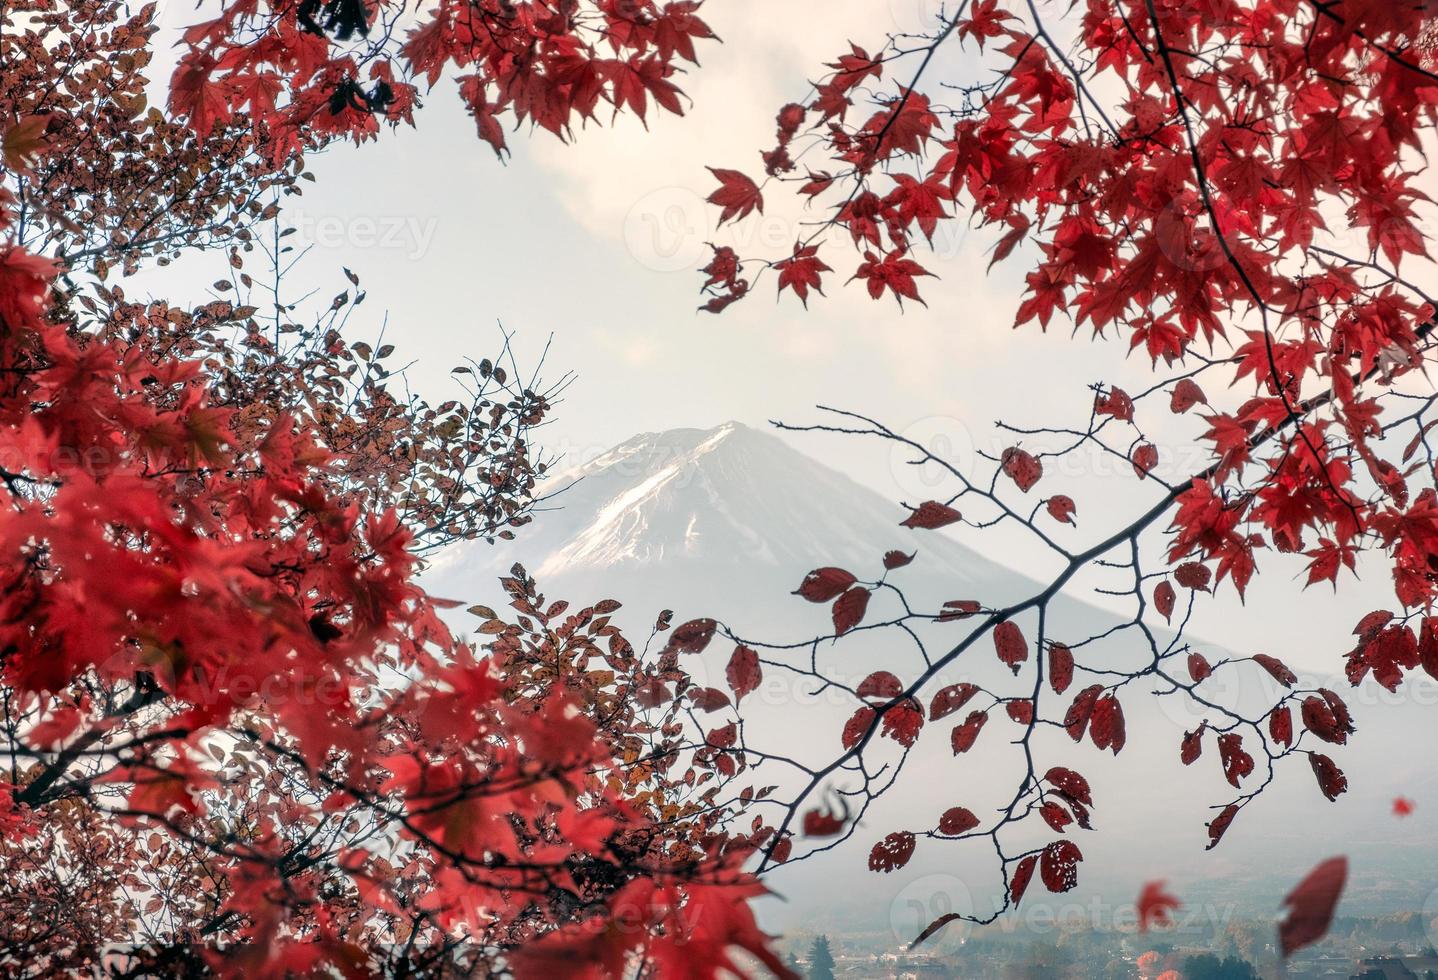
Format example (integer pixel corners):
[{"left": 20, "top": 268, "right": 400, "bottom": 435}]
[{"left": 427, "top": 422, "right": 1438, "bottom": 945}]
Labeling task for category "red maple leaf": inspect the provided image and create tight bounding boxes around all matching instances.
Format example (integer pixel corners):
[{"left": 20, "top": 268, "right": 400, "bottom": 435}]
[
  {"left": 851, "top": 248, "right": 931, "bottom": 306},
  {"left": 168, "top": 56, "right": 234, "bottom": 136},
  {"left": 706, "top": 168, "right": 763, "bottom": 225},
  {"left": 774, "top": 243, "right": 831, "bottom": 307}
]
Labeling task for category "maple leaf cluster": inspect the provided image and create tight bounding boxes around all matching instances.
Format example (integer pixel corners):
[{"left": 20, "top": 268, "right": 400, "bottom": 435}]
[
  {"left": 701, "top": 0, "right": 1438, "bottom": 626},
  {"left": 167, "top": 0, "right": 716, "bottom": 164}
]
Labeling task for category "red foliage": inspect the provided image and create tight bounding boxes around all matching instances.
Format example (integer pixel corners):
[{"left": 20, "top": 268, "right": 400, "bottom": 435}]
[
  {"left": 702, "top": 0, "right": 1438, "bottom": 541},
  {"left": 170, "top": 0, "right": 714, "bottom": 164},
  {"left": 13, "top": 0, "right": 1438, "bottom": 963}
]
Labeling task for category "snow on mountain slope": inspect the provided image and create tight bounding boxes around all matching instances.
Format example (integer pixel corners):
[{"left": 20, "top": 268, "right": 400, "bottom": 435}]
[
  {"left": 469, "top": 421, "right": 1002, "bottom": 582},
  {"left": 425, "top": 422, "right": 1438, "bottom": 941}
]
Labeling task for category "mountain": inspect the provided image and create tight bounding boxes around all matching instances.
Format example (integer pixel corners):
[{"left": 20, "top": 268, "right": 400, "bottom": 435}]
[
  {"left": 431, "top": 421, "right": 1008, "bottom": 600},
  {"left": 426, "top": 422, "right": 1438, "bottom": 944}
]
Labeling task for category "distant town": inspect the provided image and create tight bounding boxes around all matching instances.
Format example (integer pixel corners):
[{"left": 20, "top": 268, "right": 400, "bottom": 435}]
[{"left": 777, "top": 913, "right": 1438, "bottom": 980}]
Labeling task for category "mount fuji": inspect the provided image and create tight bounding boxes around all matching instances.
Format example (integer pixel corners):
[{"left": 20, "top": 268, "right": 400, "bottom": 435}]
[
  {"left": 429, "top": 421, "right": 1009, "bottom": 605},
  {"left": 425, "top": 422, "right": 1438, "bottom": 942}
]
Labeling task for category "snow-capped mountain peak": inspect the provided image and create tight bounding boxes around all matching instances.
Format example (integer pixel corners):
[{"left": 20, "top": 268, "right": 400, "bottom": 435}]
[{"left": 474, "top": 421, "right": 997, "bottom": 583}]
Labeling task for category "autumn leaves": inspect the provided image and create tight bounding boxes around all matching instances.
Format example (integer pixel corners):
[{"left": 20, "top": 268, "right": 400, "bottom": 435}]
[{"left": 170, "top": 0, "right": 717, "bottom": 163}]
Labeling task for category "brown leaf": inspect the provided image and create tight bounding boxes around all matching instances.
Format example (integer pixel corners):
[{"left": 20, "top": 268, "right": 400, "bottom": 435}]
[
  {"left": 726, "top": 645, "right": 761, "bottom": 702},
  {"left": 993, "top": 620, "right": 1028, "bottom": 675},
  {"left": 794, "top": 566, "right": 856, "bottom": 602},
  {"left": 831, "top": 586, "right": 870, "bottom": 635},
  {"left": 1001, "top": 447, "right": 1042, "bottom": 491},
  {"left": 901, "top": 500, "right": 962, "bottom": 529}
]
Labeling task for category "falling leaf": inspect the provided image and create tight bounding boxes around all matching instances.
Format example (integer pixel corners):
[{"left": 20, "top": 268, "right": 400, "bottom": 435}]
[
  {"left": 1136, "top": 881, "right": 1181, "bottom": 932},
  {"left": 1278, "top": 857, "right": 1347, "bottom": 957}
]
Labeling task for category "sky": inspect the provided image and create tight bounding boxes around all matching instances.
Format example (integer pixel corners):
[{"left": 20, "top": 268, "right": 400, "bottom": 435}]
[{"left": 129, "top": 0, "right": 1430, "bottom": 670}]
